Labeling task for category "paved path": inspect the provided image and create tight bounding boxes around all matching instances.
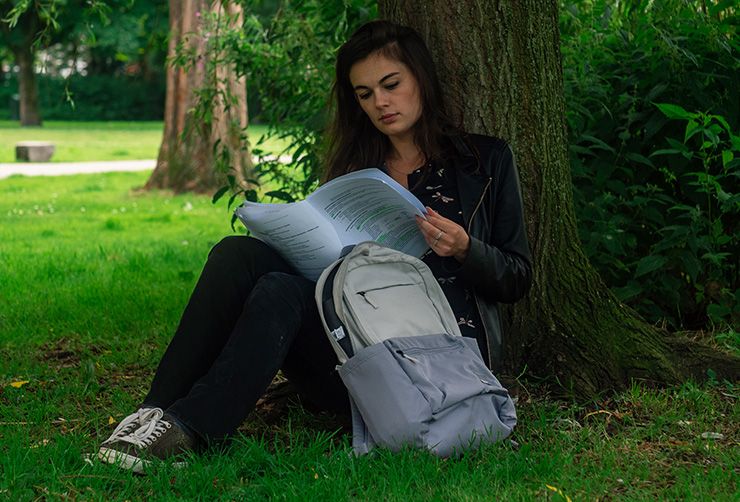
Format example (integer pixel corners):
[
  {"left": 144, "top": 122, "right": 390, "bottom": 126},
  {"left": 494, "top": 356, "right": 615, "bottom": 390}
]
[
  {"left": 0, "top": 159, "right": 156, "bottom": 180},
  {"left": 0, "top": 155, "right": 292, "bottom": 180}
]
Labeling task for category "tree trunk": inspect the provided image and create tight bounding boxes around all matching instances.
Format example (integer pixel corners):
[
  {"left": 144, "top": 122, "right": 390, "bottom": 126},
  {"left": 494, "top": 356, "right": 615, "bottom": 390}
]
[
  {"left": 1, "top": 5, "right": 42, "bottom": 127},
  {"left": 12, "top": 42, "right": 41, "bottom": 126},
  {"left": 379, "top": 0, "right": 739, "bottom": 397},
  {"left": 146, "top": 0, "right": 251, "bottom": 193}
]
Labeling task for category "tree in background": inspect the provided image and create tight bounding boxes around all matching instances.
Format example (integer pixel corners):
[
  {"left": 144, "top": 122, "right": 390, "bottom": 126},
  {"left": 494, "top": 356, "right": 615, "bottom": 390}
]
[
  {"left": 378, "top": 0, "right": 738, "bottom": 396},
  {"left": 0, "top": 1, "right": 43, "bottom": 125},
  {"left": 146, "top": 0, "right": 252, "bottom": 193},
  {"left": 0, "top": 0, "right": 167, "bottom": 124}
]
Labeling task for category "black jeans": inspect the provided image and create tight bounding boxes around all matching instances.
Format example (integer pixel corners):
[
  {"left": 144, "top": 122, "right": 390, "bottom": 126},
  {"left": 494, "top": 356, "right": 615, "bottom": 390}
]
[{"left": 142, "top": 236, "right": 348, "bottom": 441}]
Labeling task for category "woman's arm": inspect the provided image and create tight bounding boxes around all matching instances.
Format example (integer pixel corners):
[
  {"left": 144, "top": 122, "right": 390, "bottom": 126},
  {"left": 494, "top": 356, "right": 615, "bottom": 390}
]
[
  {"left": 415, "top": 142, "right": 532, "bottom": 303},
  {"left": 460, "top": 145, "right": 532, "bottom": 303}
]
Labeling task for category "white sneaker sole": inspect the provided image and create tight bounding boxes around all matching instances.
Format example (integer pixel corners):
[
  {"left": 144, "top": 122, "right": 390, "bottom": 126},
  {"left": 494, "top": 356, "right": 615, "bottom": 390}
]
[
  {"left": 98, "top": 446, "right": 188, "bottom": 473},
  {"left": 98, "top": 446, "right": 148, "bottom": 473}
]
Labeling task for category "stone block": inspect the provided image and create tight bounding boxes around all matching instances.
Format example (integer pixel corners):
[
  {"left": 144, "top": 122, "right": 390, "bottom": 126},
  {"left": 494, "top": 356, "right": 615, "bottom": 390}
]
[{"left": 16, "top": 141, "right": 55, "bottom": 162}]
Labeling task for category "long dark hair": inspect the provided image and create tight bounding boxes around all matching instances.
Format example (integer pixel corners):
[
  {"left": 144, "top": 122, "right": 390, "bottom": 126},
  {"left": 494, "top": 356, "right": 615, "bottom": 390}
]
[{"left": 323, "top": 20, "right": 459, "bottom": 181}]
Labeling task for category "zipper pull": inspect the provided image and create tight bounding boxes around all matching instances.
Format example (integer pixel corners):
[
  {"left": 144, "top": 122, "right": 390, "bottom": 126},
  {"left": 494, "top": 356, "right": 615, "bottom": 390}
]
[
  {"left": 396, "top": 350, "right": 420, "bottom": 364},
  {"left": 357, "top": 291, "right": 379, "bottom": 309}
]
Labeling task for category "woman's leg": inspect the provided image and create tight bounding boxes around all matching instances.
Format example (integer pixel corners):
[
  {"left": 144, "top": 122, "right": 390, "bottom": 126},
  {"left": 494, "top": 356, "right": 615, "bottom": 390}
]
[
  {"left": 163, "top": 271, "right": 346, "bottom": 441},
  {"left": 100, "top": 237, "right": 346, "bottom": 470},
  {"left": 281, "top": 322, "right": 349, "bottom": 415},
  {"left": 143, "top": 236, "right": 294, "bottom": 409}
]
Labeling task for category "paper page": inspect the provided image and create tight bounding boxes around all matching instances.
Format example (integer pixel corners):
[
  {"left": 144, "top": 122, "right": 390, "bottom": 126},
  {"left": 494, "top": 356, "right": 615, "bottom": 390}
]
[
  {"left": 235, "top": 201, "right": 343, "bottom": 280},
  {"left": 307, "top": 169, "right": 429, "bottom": 257}
]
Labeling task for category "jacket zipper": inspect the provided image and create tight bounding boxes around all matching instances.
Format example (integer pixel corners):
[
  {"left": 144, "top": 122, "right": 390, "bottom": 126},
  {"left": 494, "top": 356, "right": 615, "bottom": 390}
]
[
  {"left": 467, "top": 176, "right": 493, "bottom": 234},
  {"left": 467, "top": 175, "right": 494, "bottom": 369}
]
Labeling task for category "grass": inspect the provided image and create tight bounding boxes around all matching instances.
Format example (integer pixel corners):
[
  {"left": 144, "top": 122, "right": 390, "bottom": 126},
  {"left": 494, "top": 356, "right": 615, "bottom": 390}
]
[
  {"left": 0, "top": 121, "right": 289, "bottom": 163},
  {"left": 1, "top": 172, "right": 738, "bottom": 500}
]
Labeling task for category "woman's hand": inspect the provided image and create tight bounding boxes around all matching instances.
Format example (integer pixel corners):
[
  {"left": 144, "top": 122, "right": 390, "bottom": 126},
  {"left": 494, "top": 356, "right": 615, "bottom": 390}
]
[{"left": 416, "top": 207, "right": 471, "bottom": 262}]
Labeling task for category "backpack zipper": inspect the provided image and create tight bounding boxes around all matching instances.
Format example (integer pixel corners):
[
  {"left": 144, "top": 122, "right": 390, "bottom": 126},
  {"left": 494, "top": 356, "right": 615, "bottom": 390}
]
[
  {"left": 397, "top": 343, "right": 461, "bottom": 358},
  {"left": 395, "top": 350, "right": 421, "bottom": 364},
  {"left": 357, "top": 291, "right": 379, "bottom": 309},
  {"left": 356, "top": 282, "right": 416, "bottom": 309}
]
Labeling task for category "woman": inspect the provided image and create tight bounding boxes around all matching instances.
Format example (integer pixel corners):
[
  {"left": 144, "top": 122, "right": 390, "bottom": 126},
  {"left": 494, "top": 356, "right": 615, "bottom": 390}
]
[{"left": 98, "top": 20, "right": 532, "bottom": 472}]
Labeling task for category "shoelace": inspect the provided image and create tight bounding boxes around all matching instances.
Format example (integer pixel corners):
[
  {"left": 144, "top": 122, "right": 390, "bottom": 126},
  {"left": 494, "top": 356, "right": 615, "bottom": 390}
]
[
  {"left": 119, "top": 409, "right": 170, "bottom": 449},
  {"left": 102, "top": 407, "right": 162, "bottom": 445}
]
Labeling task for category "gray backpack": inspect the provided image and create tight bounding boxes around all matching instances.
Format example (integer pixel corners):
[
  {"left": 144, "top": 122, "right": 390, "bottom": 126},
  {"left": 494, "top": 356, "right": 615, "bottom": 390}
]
[{"left": 315, "top": 241, "right": 516, "bottom": 457}]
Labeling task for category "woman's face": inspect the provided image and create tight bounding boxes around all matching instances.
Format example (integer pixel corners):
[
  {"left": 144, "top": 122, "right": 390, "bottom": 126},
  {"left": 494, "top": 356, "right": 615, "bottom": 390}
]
[{"left": 348, "top": 52, "right": 422, "bottom": 143}]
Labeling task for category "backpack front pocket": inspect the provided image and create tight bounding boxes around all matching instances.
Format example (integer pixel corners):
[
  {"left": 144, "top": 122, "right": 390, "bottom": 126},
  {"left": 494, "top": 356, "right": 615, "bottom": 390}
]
[
  {"left": 344, "top": 281, "right": 450, "bottom": 346},
  {"left": 388, "top": 335, "right": 494, "bottom": 414}
]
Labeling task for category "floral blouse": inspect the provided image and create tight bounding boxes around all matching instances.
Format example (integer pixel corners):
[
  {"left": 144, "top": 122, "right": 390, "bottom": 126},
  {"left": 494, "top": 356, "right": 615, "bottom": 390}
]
[{"left": 402, "top": 162, "right": 486, "bottom": 359}]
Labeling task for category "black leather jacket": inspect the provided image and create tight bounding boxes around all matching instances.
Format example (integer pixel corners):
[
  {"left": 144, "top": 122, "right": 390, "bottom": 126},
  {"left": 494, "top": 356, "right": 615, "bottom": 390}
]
[{"left": 451, "top": 134, "right": 532, "bottom": 372}]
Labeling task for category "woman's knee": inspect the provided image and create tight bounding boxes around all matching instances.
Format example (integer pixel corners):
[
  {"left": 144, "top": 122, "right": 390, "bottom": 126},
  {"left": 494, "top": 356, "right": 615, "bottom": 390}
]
[
  {"left": 253, "top": 272, "right": 313, "bottom": 301},
  {"left": 207, "top": 236, "right": 291, "bottom": 274},
  {"left": 208, "top": 235, "right": 265, "bottom": 260}
]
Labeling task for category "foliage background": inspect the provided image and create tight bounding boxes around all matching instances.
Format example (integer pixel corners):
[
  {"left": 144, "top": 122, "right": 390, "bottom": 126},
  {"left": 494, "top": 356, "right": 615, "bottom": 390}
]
[
  {"left": 0, "top": 73, "right": 165, "bottom": 120},
  {"left": 0, "top": 0, "right": 169, "bottom": 120},
  {"left": 560, "top": 0, "right": 738, "bottom": 333}
]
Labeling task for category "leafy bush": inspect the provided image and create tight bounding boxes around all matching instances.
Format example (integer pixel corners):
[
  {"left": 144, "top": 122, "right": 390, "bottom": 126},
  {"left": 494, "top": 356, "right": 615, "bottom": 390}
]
[
  {"left": 584, "top": 104, "right": 738, "bottom": 329},
  {"left": 0, "top": 73, "right": 165, "bottom": 121},
  {"left": 561, "top": 0, "right": 739, "bottom": 330}
]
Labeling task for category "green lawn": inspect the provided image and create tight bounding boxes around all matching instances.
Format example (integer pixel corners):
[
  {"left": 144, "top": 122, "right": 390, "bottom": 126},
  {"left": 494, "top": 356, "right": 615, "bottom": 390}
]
[
  {"left": 0, "top": 172, "right": 737, "bottom": 500},
  {"left": 0, "top": 121, "right": 287, "bottom": 163}
]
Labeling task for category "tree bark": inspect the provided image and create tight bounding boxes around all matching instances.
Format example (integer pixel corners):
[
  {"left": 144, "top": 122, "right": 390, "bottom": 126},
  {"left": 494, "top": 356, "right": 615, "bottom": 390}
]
[
  {"left": 146, "top": 0, "right": 251, "bottom": 193},
  {"left": 379, "top": 0, "right": 739, "bottom": 397}
]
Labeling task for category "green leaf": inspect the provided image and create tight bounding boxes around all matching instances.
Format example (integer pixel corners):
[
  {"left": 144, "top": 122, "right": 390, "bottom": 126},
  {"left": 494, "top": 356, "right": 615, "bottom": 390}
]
[
  {"left": 635, "top": 255, "right": 667, "bottom": 278},
  {"left": 613, "top": 282, "right": 643, "bottom": 302},
  {"left": 625, "top": 153, "right": 655, "bottom": 168},
  {"left": 569, "top": 145, "right": 596, "bottom": 156},
  {"left": 680, "top": 251, "right": 702, "bottom": 283},
  {"left": 722, "top": 150, "right": 734, "bottom": 169},
  {"left": 646, "top": 83, "right": 668, "bottom": 101},
  {"left": 650, "top": 149, "right": 681, "bottom": 157},
  {"left": 712, "top": 114, "right": 733, "bottom": 136},
  {"left": 702, "top": 252, "right": 730, "bottom": 266},
  {"left": 244, "top": 189, "right": 258, "bottom": 203},
  {"left": 731, "top": 134, "right": 740, "bottom": 151},
  {"left": 265, "top": 190, "right": 295, "bottom": 202},
  {"left": 212, "top": 186, "right": 229, "bottom": 204},
  {"left": 655, "top": 103, "right": 693, "bottom": 120},
  {"left": 581, "top": 135, "right": 615, "bottom": 153},
  {"left": 684, "top": 120, "right": 701, "bottom": 143},
  {"left": 227, "top": 191, "right": 241, "bottom": 210},
  {"left": 704, "top": 128, "right": 721, "bottom": 146}
]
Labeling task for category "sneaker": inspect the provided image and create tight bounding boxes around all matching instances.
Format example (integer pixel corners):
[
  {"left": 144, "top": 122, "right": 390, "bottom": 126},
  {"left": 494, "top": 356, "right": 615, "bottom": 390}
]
[
  {"left": 98, "top": 410, "right": 198, "bottom": 473},
  {"left": 100, "top": 407, "right": 160, "bottom": 446}
]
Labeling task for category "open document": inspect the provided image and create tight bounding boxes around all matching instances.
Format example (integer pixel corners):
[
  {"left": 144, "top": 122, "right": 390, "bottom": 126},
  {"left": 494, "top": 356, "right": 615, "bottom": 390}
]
[{"left": 234, "top": 168, "right": 429, "bottom": 280}]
